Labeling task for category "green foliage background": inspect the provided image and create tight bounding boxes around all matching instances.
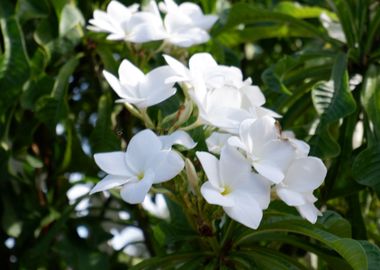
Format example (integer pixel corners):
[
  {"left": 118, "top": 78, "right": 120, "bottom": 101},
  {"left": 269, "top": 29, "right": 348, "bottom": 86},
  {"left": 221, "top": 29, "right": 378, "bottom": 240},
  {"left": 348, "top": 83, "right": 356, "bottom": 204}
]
[{"left": 1, "top": 0, "right": 380, "bottom": 269}]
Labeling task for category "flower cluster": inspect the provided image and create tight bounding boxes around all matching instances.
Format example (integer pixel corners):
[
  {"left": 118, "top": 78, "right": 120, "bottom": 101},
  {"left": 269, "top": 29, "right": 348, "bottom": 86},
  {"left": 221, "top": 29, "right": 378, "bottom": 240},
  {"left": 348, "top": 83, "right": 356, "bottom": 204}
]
[
  {"left": 164, "top": 53, "right": 327, "bottom": 228},
  {"left": 91, "top": 51, "right": 327, "bottom": 230},
  {"left": 89, "top": 0, "right": 327, "bottom": 229},
  {"left": 88, "top": 0, "right": 218, "bottom": 47}
]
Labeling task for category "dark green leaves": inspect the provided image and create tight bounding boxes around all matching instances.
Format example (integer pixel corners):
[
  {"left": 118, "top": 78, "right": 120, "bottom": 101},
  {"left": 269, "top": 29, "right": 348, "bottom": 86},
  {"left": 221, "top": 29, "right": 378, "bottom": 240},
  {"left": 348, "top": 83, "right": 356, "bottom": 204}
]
[
  {"left": 353, "top": 65, "right": 380, "bottom": 194},
  {"left": 213, "top": 2, "right": 336, "bottom": 45},
  {"left": 90, "top": 94, "right": 120, "bottom": 153},
  {"left": 0, "top": 16, "right": 30, "bottom": 115},
  {"left": 353, "top": 144, "right": 380, "bottom": 196},
  {"left": 237, "top": 212, "right": 369, "bottom": 270},
  {"left": 359, "top": 241, "right": 380, "bottom": 270},
  {"left": 361, "top": 65, "right": 380, "bottom": 143},
  {"left": 35, "top": 55, "right": 80, "bottom": 127},
  {"left": 309, "top": 53, "right": 356, "bottom": 158}
]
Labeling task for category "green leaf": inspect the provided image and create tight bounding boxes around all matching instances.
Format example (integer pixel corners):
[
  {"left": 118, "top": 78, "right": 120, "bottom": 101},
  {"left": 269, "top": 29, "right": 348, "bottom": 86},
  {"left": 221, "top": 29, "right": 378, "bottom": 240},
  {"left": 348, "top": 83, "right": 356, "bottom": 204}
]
[
  {"left": 274, "top": 2, "right": 334, "bottom": 19},
  {"left": 261, "top": 52, "right": 333, "bottom": 107},
  {"left": 359, "top": 241, "right": 380, "bottom": 270},
  {"left": 352, "top": 144, "right": 380, "bottom": 196},
  {"left": 237, "top": 231, "right": 350, "bottom": 269},
  {"left": 318, "top": 211, "right": 352, "bottom": 238},
  {"left": 56, "top": 237, "right": 109, "bottom": 270},
  {"left": 20, "top": 74, "right": 54, "bottom": 110},
  {"left": 310, "top": 53, "right": 356, "bottom": 158},
  {"left": 96, "top": 44, "right": 118, "bottom": 73},
  {"left": 35, "top": 55, "right": 80, "bottom": 127},
  {"left": 90, "top": 94, "right": 120, "bottom": 153},
  {"left": 218, "top": 24, "right": 314, "bottom": 46},
  {"left": 361, "top": 65, "right": 380, "bottom": 142},
  {"left": 0, "top": 16, "right": 30, "bottom": 115},
  {"left": 16, "top": 0, "right": 49, "bottom": 22},
  {"left": 130, "top": 252, "right": 212, "bottom": 270},
  {"left": 232, "top": 249, "right": 307, "bottom": 270},
  {"left": 365, "top": 6, "right": 380, "bottom": 54},
  {"left": 1, "top": 193, "right": 22, "bottom": 237},
  {"left": 213, "top": 3, "right": 336, "bottom": 45},
  {"left": 332, "top": 0, "right": 359, "bottom": 50},
  {"left": 312, "top": 54, "right": 356, "bottom": 123},
  {"left": 238, "top": 213, "right": 368, "bottom": 270},
  {"left": 35, "top": 96, "right": 68, "bottom": 127},
  {"left": 312, "top": 80, "right": 335, "bottom": 115}
]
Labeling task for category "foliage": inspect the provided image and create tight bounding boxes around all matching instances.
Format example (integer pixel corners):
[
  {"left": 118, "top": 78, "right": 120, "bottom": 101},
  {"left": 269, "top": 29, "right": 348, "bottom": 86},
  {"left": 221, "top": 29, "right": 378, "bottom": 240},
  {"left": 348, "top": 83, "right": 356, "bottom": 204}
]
[{"left": 0, "top": 0, "right": 380, "bottom": 269}]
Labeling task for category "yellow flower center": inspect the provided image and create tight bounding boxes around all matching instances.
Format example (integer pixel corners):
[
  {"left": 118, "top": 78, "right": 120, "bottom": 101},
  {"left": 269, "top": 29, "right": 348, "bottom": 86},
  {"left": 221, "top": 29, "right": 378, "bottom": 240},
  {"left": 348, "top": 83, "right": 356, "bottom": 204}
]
[
  {"left": 137, "top": 172, "right": 145, "bottom": 180},
  {"left": 221, "top": 186, "right": 231, "bottom": 196}
]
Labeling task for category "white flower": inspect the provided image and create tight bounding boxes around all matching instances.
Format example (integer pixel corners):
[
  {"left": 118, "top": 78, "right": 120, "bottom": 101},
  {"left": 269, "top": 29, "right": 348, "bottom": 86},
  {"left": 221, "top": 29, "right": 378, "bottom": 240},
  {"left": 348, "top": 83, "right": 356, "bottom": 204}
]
[
  {"left": 159, "top": 0, "right": 218, "bottom": 47},
  {"left": 275, "top": 157, "right": 327, "bottom": 223},
  {"left": 159, "top": 130, "right": 197, "bottom": 149},
  {"left": 164, "top": 53, "right": 276, "bottom": 133},
  {"left": 90, "top": 129, "right": 195, "bottom": 204},
  {"left": 88, "top": 0, "right": 218, "bottom": 47},
  {"left": 88, "top": 0, "right": 166, "bottom": 42},
  {"left": 281, "top": 130, "right": 310, "bottom": 158},
  {"left": 206, "top": 132, "right": 231, "bottom": 154},
  {"left": 103, "top": 59, "right": 176, "bottom": 108},
  {"left": 197, "top": 146, "right": 270, "bottom": 229},
  {"left": 228, "top": 116, "right": 295, "bottom": 183}
]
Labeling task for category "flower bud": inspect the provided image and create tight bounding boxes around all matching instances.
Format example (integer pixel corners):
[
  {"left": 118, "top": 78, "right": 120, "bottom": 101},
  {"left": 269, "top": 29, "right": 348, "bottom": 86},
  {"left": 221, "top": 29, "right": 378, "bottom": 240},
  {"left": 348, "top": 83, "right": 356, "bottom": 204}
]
[
  {"left": 185, "top": 158, "right": 199, "bottom": 194},
  {"left": 174, "top": 99, "right": 193, "bottom": 128}
]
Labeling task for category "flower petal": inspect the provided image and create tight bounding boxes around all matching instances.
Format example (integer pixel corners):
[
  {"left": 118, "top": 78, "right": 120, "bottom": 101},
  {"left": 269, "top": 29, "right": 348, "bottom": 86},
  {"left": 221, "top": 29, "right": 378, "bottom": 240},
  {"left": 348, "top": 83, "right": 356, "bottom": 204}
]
[
  {"left": 94, "top": 152, "right": 131, "bottom": 176},
  {"left": 249, "top": 116, "right": 278, "bottom": 153},
  {"left": 296, "top": 203, "right": 322, "bottom": 224},
  {"left": 233, "top": 173, "right": 271, "bottom": 209},
  {"left": 255, "top": 106, "right": 282, "bottom": 118},
  {"left": 196, "top": 151, "right": 221, "bottom": 189},
  {"left": 284, "top": 157, "right": 327, "bottom": 192},
  {"left": 206, "top": 106, "right": 251, "bottom": 134},
  {"left": 276, "top": 187, "right": 307, "bottom": 206},
  {"left": 90, "top": 175, "right": 129, "bottom": 194},
  {"left": 149, "top": 150, "right": 184, "bottom": 183},
  {"left": 178, "top": 3, "right": 217, "bottom": 29},
  {"left": 200, "top": 181, "right": 234, "bottom": 207},
  {"left": 206, "top": 132, "right": 231, "bottom": 154},
  {"left": 253, "top": 159, "right": 285, "bottom": 184},
  {"left": 188, "top": 53, "right": 217, "bottom": 75},
  {"left": 126, "top": 14, "right": 167, "bottom": 43},
  {"left": 260, "top": 140, "right": 295, "bottom": 174},
  {"left": 160, "top": 130, "right": 196, "bottom": 150},
  {"left": 238, "top": 118, "right": 256, "bottom": 152},
  {"left": 224, "top": 192, "right": 263, "bottom": 229},
  {"left": 118, "top": 59, "right": 144, "bottom": 88},
  {"left": 227, "top": 136, "right": 247, "bottom": 150},
  {"left": 166, "top": 27, "right": 210, "bottom": 47},
  {"left": 107, "top": 0, "right": 134, "bottom": 22},
  {"left": 163, "top": 54, "right": 190, "bottom": 82},
  {"left": 89, "top": 11, "right": 117, "bottom": 33},
  {"left": 120, "top": 171, "right": 154, "bottom": 204},
  {"left": 103, "top": 70, "right": 124, "bottom": 98},
  {"left": 219, "top": 146, "right": 251, "bottom": 187},
  {"left": 242, "top": 85, "right": 266, "bottom": 107},
  {"left": 125, "top": 130, "right": 162, "bottom": 172},
  {"left": 138, "top": 66, "right": 177, "bottom": 106},
  {"left": 291, "top": 138, "right": 310, "bottom": 157}
]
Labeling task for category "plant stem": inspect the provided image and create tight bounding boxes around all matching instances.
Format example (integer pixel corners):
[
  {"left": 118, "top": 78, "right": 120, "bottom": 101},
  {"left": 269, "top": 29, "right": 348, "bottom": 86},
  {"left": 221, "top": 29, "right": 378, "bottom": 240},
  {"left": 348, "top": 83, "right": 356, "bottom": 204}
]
[{"left": 140, "top": 108, "right": 155, "bottom": 129}]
